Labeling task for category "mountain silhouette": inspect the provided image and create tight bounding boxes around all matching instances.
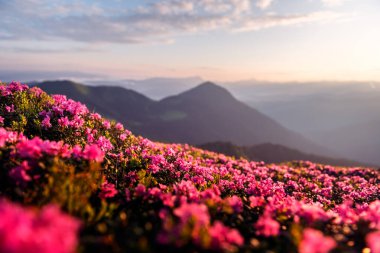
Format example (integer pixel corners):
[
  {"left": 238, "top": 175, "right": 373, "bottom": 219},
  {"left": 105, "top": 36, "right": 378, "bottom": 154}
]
[{"left": 34, "top": 80, "right": 333, "bottom": 157}]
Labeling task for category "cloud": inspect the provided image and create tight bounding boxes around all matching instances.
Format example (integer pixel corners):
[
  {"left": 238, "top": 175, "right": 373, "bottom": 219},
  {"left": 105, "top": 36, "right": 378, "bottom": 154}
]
[
  {"left": 256, "top": 0, "right": 274, "bottom": 10},
  {"left": 0, "top": 70, "right": 106, "bottom": 82},
  {"left": 235, "top": 11, "right": 347, "bottom": 32},
  {"left": 0, "top": 0, "right": 347, "bottom": 44},
  {"left": 321, "top": 0, "right": 346, "bottom": 6}
]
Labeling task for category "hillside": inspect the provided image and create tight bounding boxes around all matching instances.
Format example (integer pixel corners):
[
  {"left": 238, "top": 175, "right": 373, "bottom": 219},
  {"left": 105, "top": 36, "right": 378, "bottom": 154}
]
[
  {"left": 223, "top": 81, "right": 380, "bottom": 165},
  {"left": 33, "top": 80, "right": 154, "bottom": 125},
  {"left": 310, "top": 119, "right": 380, "bottom": 165},
  {"left": 199, "top": 142, "right": 371, "bottom": 167},
  {"left": 35, "top": 80, "right": 332, "bottom": 158},
  {"left": 1, "top": 81, "right": 380, "bottom": 253}
]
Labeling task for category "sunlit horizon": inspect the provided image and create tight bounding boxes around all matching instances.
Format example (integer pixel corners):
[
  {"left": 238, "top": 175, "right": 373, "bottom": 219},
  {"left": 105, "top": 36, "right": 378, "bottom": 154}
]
[{"left": 1, "top": 0, "right": 379, "bottom": 83}]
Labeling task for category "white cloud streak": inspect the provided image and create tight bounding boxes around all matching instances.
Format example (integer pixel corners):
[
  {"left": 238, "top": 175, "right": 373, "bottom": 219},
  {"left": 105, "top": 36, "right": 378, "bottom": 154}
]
[
  {"left": 235, "top": 11, "right": 347, "bottom": 32},
  {"left": 256, "top": 0, "right": 274, "bottom": 10},
  {"left": 321, "top": 0, "right": 346, "bottom": 7},
  {"left": 0, "top": 0, "right": 348, "bottom": 44}
]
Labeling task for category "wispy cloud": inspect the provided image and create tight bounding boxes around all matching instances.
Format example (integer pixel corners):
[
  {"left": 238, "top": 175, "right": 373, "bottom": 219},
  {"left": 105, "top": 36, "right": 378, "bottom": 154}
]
[
  {"left": 0, "top": 0, "right": 347, "bottom": 44},
  {"left": 321, "top": 0, "right": 346, "bottom": 7},
  {"left": 256, "top": 0, "right": 274, "bottom": 10},
  {"left": 0, "top": 70, "right": 106, "bottom": 82},
  {"left": 235, "top": 11, "right": 347, "bottom": 32}
]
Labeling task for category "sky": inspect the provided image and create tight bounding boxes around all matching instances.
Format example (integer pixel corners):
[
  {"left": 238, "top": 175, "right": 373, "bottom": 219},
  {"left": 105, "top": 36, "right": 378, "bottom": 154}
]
[{"left": 0, "top": 0, "right": 379, "bottom": 82}]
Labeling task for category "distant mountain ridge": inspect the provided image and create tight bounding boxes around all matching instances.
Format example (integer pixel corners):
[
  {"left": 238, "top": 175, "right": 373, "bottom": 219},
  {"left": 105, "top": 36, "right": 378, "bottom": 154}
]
[
  {"left": 311, "top": 119, "right": 380, "bottom": 165},
  {"left": 34, "top": 80, "right": 335, "bottom": 158},
  {"left": 199, "top": 142, "right": 372, "bottom": 167},
  {"left": 88, "top": 76, "right": 204, "bottom": 100}
]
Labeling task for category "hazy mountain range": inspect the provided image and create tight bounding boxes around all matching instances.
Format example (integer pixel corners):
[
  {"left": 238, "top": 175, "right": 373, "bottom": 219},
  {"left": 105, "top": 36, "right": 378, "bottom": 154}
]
[
  {"left": 223, "top": 81, "right": 380, "bottom": 165},
  {"left": 199, "top": 142, "right": 369, "bottom": 167},
  {"left": 88, "top": 76, "right": 204, "bottom": 100},
  {"left": 32, "top": 80, "right": 355, "bottom": 164},
  {"left": 32, "top": 79, "right": 380, "bottom": 166},
  {"left": 81, "top": 77, "right": 380, "bottom": 165}
]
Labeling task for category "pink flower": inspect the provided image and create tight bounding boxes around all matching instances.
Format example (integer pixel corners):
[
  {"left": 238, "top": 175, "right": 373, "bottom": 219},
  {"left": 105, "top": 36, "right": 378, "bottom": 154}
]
[
  {"left": 366, "top": 231, "right": 380, "bottom": 253},
  {"left": 119, "top": 133, "right": 127, "bottom": 141},
  {"left": 173, "top": 203, "right": 210, "bottom": 227},
  {"left": 299, "top": 228, "right": 336, "bottom": 253},
  {"left": 115, "top": 123, "right": 124, "bottom": 130},
  {"left": 96, "top": 136, "right": 114, "bottom": 152},
  {"left": 41, "top": 115, "right": 52, "bottom": 129},
  {"left": 147, "top": 164, "right": 161, "bottom": 174},
  {"left": 0, "top": 199, "right": 80, "bottom": 253},
  {"left": 9, "top": 161, "right": 32, "bottom": 183},
  {"left": 364, "top": 200, "right": 380, "bottom": 229},
  {"left": 225, "top": 195, "right": 243, "bottom": 213},
  {"left": 249, "top": 196, "right": 265, "bottom": 208},
  {"left": 209, "top": 221, "right": 244, "bottom": 251},
  {"left": 0, "top": 128, "right": 19, "bottom": 147},
  {"left": 82, "top": 144, "right": 104, "bottom": 163},
  {"left": 58, "top": 116, "right": 70, "bottom": 127},
  {"left": 0, "top": 128, "right": 9, "bottom": 147},
  {"left": 16, "top": 138, "right": 43, "bottom": 159},
  {"left": 6, "top": 81, "right": 28, "bottom": 92},
  {"left": 135, "top": 184, "right": 146, "bottom": 197},
  {"left": 29, "top": 87, "right": 43, "bottom": 97},
  {"left": 0, "top": 116, "right": 4, "bottom": 124},
  {"left": 99, "top": 181, "right": 118, "bottom": 199},
  {"left": 298, "top": 203, "right": 330, "bottom": 224},
  {"left": 102, "top": 120, "right": 111, "bottom": 129},
  {"left": 255, "top": 214, "right": 280, "bottom": 237},
  {"left": 5, "top": 104, "right": 15, "bottom": 113},
  {"left": 158, "top": 203, "right": 211, "bottom": 247}
]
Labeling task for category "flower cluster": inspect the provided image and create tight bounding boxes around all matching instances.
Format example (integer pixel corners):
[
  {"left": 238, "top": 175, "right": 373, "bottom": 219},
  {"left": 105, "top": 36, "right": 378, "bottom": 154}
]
[
  {"left": 0, "top": 199, "right": 80, "bottom": 253},
  {"left": 1, "top": 81, "right": 380, "bottom": 253}
]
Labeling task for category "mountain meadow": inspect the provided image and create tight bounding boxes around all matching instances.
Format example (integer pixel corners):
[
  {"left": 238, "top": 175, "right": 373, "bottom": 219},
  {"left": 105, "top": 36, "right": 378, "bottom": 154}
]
[
  {"left": 1, "top": 81, "right": 380, "bottom": 253},
  {"left": 34, "top": 80, "right": 363, "bottom": 166}
]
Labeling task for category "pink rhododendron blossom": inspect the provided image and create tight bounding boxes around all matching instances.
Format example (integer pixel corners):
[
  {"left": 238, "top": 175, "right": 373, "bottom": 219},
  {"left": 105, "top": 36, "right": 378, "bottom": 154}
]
[
  {"left": 209, "top": 221, "right": 244, "bottom": 251},
  {"left": 0, "top": 128, "right": 10, "bottom": 147},
  {"left": 5, "top": 104, "right": 15, "bottom": 113},
  {"left": 147, "top": 164, "right": 161, "bottom": 174},
  {"left": 7, "top": 81, "right": 28, "bottom": 92},
  {"left": 9, "top": 160, "right": 32, "bottom": 183},
  {"left": 0, "top": 128, "right": 19, "bottom": 147},
  {"left": 119, "top": 133, "right": 127, "bottom": 141},
  {"left": 299, "top": 228, "right": 336, "bottom": 253},
  {"left": 96, "top": 136, "right": 114, "bottom": 151},
  {"left": 99, "top": 181, "right": 118, "bottom": 199},
  {"left": 0, "top": 199, "right": 80, "bottom": 253},
  {"left": 82, "top": 144, "right": 104, "bottom": 162},
  {"left": 102, "top": 120, "right": 111, "bottom": 129},
  {"left": 366, "top": 231, "right": 380, "bottom": 253},
  {"left": 29, "top": 86, "right": 43, "bottom": 97},
  {"left": 58, "top": 116, "right": 70, "bottom": 127},
  {"left": 249, "top": 196, "right": 266, "bottom": 208},
  {"left": 41, "top": 115, "right": 52, "bottom": 129},
  {"left": 135, "top": 184, "right": 147, "bottom": 197},
  {"left": 364, "top": 201, "right": 380, "bottom": 229},
  {"left": 115, "top": 122, "right": 124, "bottom": 130},
  {"left": 298, "top": 203, "right": 330, "bottom": 224},
  {"left": 16, "top": 138, "right": 44, "bottom": 159},
  {"left": 174, "top": 203, "right": 210, "bottom": 226},
  {"left": 225, "top": 195, "right": 243, "bottom": 213},
  {"left": 255, "top": 214, "right": 280, "bottom": 237},
  {"left": 0, "top": 116, "right": 4, "bottom": 124}
]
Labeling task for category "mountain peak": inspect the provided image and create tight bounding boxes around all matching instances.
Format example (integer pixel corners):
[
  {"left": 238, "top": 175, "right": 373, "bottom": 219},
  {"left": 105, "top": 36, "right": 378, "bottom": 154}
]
[
  {"left": 176, "top": 81, "right": 234, "bottom": 101},
  {"left": 197, "top": 81, "right": 222, "bottom": 90}
]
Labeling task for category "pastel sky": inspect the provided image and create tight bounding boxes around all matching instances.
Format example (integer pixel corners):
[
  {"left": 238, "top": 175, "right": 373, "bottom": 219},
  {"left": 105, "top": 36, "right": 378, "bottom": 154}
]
[{"left": 0, "top": 0, "right": 379, "bottom": 82}]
